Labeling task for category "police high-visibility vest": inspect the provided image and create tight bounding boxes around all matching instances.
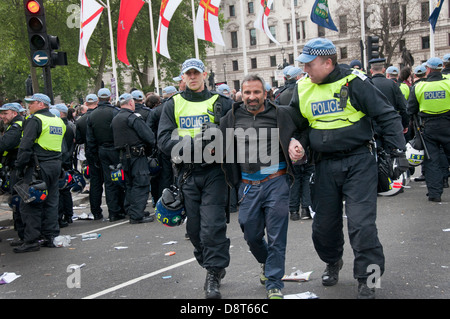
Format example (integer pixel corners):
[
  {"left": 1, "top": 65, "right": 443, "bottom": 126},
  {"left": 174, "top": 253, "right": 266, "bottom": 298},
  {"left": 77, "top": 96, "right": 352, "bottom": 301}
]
[
  {"left": 414, "top": 79, "right": 450, "bottom": 114},
  {"left": 297, "top": 72, "right": 366, "bottom": 130},
  {"left": 442, "top": 74, "right": 450, "bottom": 80},
  {"left": 173, "top": 94, "right": 219, "bottom": 138},
  {"left": 2, "top": 120, "right": 22, "bottom": 156},
  {"left": 33, "top": 113, "right": 66, "bottom": 152},
  {"left": 400, "top": 82, "right": 410, "bottom": 100}
]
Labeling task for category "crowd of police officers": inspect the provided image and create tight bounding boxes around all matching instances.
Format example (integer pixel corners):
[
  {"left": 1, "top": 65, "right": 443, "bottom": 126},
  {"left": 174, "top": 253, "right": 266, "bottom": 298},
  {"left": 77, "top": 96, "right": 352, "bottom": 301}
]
[{"left": 0, "top": 39, "right": 449, "bottom": 299}]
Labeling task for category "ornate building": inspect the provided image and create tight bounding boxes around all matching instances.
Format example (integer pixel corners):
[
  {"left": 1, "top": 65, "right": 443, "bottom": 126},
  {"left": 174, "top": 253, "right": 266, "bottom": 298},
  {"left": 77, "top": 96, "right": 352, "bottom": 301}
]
[{"left": 204, "top": 0, "right": 450, "bottom": 90}]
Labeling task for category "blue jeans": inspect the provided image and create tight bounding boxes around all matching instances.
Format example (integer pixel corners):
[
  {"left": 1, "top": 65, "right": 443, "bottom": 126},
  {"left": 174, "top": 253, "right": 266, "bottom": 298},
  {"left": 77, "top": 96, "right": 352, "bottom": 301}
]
[{"left": 238, "top": 174, "right": 290, "bottom": 290}]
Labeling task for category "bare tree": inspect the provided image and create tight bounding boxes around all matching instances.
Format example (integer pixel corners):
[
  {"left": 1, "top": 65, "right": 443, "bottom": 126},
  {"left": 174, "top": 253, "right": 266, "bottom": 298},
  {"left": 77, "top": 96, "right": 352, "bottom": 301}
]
[{"left": 338, "top": 0, "right": 421, "bottom": 66}]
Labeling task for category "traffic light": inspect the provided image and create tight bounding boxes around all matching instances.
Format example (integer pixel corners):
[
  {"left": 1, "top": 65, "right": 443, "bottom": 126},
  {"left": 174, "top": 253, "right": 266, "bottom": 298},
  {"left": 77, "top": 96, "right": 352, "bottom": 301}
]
[
  {"left": 24, "top": 0, "right": 49, "bottom": 67},
  {"left": 23, "top": 0, "right": 67, "bottom": 67},
  {"left": 367, "top": 36, "right": 380, "bottom": 61}
]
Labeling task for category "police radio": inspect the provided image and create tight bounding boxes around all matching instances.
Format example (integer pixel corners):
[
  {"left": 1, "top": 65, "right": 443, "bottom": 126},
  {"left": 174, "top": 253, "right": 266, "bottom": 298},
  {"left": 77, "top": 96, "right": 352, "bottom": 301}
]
[{"left": 339, "top": 80, "right": 349, "bottom": 109}]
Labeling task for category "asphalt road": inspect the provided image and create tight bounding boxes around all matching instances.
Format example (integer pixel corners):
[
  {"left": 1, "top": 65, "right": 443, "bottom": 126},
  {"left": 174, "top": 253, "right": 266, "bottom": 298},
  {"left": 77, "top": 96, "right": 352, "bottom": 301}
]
[{"left": 0, "top": 172, "right": 448, "bottom": 304}]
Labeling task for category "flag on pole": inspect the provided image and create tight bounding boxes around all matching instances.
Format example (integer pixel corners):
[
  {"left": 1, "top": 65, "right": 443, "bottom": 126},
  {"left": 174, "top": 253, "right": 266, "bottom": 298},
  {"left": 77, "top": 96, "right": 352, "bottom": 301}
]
[
  {"left": 117, "top": 0, "right": 145, "bottom": 65},
  {"left": 429, "top": 0, "right": 445, "bottom": 32},
  {"left": 310, "top": 0, "right": 338, "bottom": 32},
  {"left": 156, "top": 0, "right": 183, "bottom": 59},
  {"left": 195, "top": 0, "right": 225, "bottom": 46},
  {"left": 254, "top": 0, "right": 280, "bottom": 45},
  {"left": 78, "top": 0, "right": 104, "bottom": 67}
]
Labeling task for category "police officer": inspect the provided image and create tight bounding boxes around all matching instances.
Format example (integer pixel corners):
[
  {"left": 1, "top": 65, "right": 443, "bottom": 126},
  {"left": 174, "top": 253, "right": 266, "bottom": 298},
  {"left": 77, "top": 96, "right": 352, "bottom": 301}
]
[
  {"left": 158, "top": 58, "right": 232, "bottom": 299},
  {"left": 442, "top": 54, "right": 450, "bottom": 77},
  {"left": 87, "top": 88, "right": 125, "bottom": 222},
  {"left": 75, "top": 94, "right": 104, "bottom": 220},
  {"left": 111, "top": 93, "right": 155, "bottom": 223},
  {"left": 386, "top": 66, "right": 410, "bottom": 101},
  {"left": 131, "top": 90, "right": 151, "bottom": 122},
  {"left": 53, "top": 104, "right": 76, "bottom": 227},
  {"left": 0, "top": 103, "right": 25, "bottom": 244},
  {"left": 275, "top": 67, "right": 304, "bottom": 106},
  {"left": 289, "top": 38, "right": 407, "bottom": 299},
  {"left": 14, "top": 93, "right": 66, "bottom": 252},
  {"left": 369, "top": 59, "right": 409, "bottom": 143},
  {"left": 407, "top": 57, "right": 450, "bottom": 202}
]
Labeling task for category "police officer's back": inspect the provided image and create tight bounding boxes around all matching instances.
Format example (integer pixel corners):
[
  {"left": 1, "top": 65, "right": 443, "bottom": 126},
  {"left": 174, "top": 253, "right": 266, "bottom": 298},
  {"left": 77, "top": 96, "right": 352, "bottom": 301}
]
[{"left": 112, "top": 93, "right": 155, "bottom": 224}]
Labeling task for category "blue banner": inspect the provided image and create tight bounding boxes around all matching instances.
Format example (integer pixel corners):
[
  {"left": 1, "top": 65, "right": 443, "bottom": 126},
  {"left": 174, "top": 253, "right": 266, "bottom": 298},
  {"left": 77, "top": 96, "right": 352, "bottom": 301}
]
[
  {"left": 429, "top": 0, "right": 445, "bottom": 32},
  {"left": 310, "top": 0, "right": 338, "bottom": 32}
]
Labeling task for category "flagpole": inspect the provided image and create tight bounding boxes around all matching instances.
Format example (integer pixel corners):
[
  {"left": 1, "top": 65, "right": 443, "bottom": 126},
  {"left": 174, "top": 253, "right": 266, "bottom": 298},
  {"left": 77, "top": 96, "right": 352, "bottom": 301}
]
[
  {"left": 147, "top": 0, "right": 159, "bottom": 94},
  {"left": 361, "top": 0, "right": 367, "bottom": 70},
  {"left": 102, "top": 0, "right": 119, "bottom": 103},
  {"left": 429, "top": 0, "right": 435, "bottom": 57},
  {"left": 290, "top": 0, "right": 298, "bottom": 67},
  {"left": 191, "top": 0, "right": 199, "bottom": 59},
  {"left": 239, "top": 0, "right": 248, "bottom": 75}
]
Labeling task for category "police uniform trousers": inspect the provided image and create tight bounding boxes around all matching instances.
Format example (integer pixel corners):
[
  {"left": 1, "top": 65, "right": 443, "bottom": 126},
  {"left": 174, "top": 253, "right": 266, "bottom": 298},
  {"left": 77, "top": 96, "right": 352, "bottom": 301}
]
[
  {"left": 289, "top": 163, "right": 315, "bottom": 212},
  {"left": 312, "top": 150, "right": 385, "bottom": 280},
  {"left": 86, "top": 157, "right": 104, "bottom": 218},
  {"left": 20, "top": 160, "right": 61, "bottom": 243},
  {"left": 98, "top": 145, "right": 125, "bottom": 218},
  {"left": 10, "top": 169, "right": 25, "bottom": 240},
  {"left": 180, "top": 164, "right": 230, "bottom": 271},
  {"left": 422, "top": 117, "right": 450, "bottom": 198},
  {"left": 58, "top": 187, "right": 73, "bottom": 221},
  {"left": 238, "top": 174, "right": 290, "bottom": 290},
  {"left": 150, "top": 152, "right": 172, "bottom": 203},
  {"left": 122, "top": 155, "right": 151, "bottom": 220}
]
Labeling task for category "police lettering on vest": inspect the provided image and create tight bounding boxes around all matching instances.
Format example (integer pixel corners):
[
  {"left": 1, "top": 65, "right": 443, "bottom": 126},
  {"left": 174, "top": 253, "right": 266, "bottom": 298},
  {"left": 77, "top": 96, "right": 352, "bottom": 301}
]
[
  {"left": 424, "top": 91, "right": 446, "bottom": 100},
  {"left": 179, "top": 115, "right": 210, "bottom": 130},
  {"left": 311, "top": 99, "right": 344, "bottom": 117}
]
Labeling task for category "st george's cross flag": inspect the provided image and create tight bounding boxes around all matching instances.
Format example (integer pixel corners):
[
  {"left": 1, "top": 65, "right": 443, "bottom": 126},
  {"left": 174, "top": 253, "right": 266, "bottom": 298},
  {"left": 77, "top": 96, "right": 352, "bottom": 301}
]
[
  {"left": 254, "top": 0, "right": 280, "bottom": 45},
  {"left": 156, "top": 0, "right": 183, "bottom": 59},
  {"left": 195, "top": 0, "right": 225, "bottom": 46},
  {"left": 117, "top": 0, "right": 145, "bottom": 65},
  {"left": 78, "top": 0, "right": 104, "bottom": 67}
]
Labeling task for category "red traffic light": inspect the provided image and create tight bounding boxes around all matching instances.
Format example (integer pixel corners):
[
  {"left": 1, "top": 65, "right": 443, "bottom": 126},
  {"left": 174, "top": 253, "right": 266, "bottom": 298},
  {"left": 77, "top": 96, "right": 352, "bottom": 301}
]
[{"left": 27, "top": 0, "right": 40, "bottom": 14}]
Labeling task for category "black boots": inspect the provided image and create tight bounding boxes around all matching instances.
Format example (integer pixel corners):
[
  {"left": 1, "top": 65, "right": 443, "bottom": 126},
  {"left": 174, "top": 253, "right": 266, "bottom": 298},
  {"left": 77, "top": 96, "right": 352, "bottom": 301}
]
[{"left": 204, "top": 268, "right": 226, "bottom": 299}]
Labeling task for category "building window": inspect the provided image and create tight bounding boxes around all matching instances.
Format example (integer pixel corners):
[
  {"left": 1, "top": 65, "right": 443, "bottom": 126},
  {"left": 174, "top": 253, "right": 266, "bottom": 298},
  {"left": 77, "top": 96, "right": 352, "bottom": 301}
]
[
  {"left": 248, "top": 2, "right": 254, "bottom": 14},
  {"left": 286, "top": 23, "right": 291, "bottom": 42},
  {"left": 422, "top": 36, "right": 430, "bottom": 49},
  {"left": 340, "top": 47, "right": 348, "bottom": 59},
  {"left": 233, "top": 80, "right": 240, "bottom": 91},
  {"left": 270, "top": 55, "right": 277, "bottom": 67},
  {"left": 251, "top": 57, "right": 257, "bottom": 69},
  {"left": 318, "top": 26, "right": 325, "bottom": 37},
  {"left": 301, "top": 21, "right": 306, "bottom": 39},
  {"left": 232, "top": 60, "right": 239, "bottom": 71},
  {"left": 231, "top": 31, "right": 238, "bottom": 48},
  {"left": 250, "top": 28, "right": 257, "bottom": 46},
  {"left": 391, "top": 2, "right": 400, "bottom": 27},
  {"left": 295, "top": 19, "right": 301, "bottom": 40},
  {"left": 339, "top": 15, "right": 347, "bottom": 34},
  {"left": 289, "top": 53, "right": 294, "bottom": 65},
  {"left": 229, "top": 5, "right": 235, "bottom": 17},
  {"left": 269, "top": 26, "right": 276, "bottom": 43},
  {"left": 421, "top": 2, "right": 429, "bottom": 22},
  {"left": 271, "top": 76, "right": 278, "bottom": 88}
]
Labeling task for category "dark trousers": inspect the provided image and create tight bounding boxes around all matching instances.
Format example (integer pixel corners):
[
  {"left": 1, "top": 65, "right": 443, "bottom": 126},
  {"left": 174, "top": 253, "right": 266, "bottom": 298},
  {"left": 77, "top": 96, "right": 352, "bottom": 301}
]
[
  {"left": 86, "top": 157, "right": 104, "bottom": 217},
  {"left": 20, "top": 160, "right": 61, "bottom": 243},
  {"left": 238, "top": 174, "right": 290, "bottom": 290},
  {"left": 58, "top": 187, "right": 73, "bottom": 220},
  {"left": 10, "top": 169, "right": 24, "bottom": 240},
  {"left": 123, "top": 156, "right": 150, "bottom": 220},
  {"left": 99, "top": 146, "right": 125, "bottom": 217},
  {"left": 150, "top": 152, "right": 173, "bottom": 203},
  {"left": 312, "top": 151, "right": 385, "bottom": 280},
  {"left": 423, "top": 118, "right": 450, "bottom": 198},
  {"left": 181, "top": 164, "right": 230, "bottom": 271},
  {"left": 289, "top": 164, "right": 314, "bottom": 212}
]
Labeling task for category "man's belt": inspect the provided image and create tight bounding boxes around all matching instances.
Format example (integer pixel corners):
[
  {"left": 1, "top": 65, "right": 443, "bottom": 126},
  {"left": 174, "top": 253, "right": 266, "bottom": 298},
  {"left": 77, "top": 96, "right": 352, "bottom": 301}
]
[{"left": 241, "top": 169, "right": 287, "bottom": 185}]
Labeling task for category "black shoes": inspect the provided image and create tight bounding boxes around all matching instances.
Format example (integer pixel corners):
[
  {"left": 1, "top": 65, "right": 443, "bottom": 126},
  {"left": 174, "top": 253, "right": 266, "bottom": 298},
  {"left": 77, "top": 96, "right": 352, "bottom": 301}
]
[
  {"left": 357, "top": 279, "right": 376, "bottom": 299},
  {"left": 428, "top": 196, "right": 442, "bottom": 202},
  {"left": 13, "top": 241, "right": 40, "bottom": 253},
  {"left": 300, "top": 207, "right": 312, "bottom": 220},
  {"left": 322, "top": 259, "right": 343, "bottom": 286},
  {"left": 109, "top": 214, "right": 126, "bottom": 222},
  {"left": 204, "top": 269, "right": 226, "bottom": 299},
  {"left": 129, "top": 215, "right": 155, "bottom": 224},
  {"left": 290, "top": 211, "right": 300, "bottom": 221}
]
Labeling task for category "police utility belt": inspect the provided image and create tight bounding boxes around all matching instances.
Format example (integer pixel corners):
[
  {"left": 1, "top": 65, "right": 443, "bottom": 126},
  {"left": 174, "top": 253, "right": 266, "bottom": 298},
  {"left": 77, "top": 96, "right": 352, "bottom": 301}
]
[{"left": 315, "top": 143, "right": 373, "bottom": 162}]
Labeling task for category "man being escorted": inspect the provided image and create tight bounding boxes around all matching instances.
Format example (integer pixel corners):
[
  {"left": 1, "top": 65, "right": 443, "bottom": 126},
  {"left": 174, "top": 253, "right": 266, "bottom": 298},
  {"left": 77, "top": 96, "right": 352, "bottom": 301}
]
[
  {"left": 112, "top": 93, "right": 155, "bottom": 224},
  {"left": 407, "top": 57, "right": 450, "bottom": 202},
  {"left": 14, "top": 94, "right": 66, "bottom": 252},
  {"left": 158, "top": 58, "right": 232, "bottom": 299},
  {"left": 221, "top": 74, "right": 305, "bottom": 299},
  {"left": 289, "top": 38, "right": 407, "bottom": 299}
]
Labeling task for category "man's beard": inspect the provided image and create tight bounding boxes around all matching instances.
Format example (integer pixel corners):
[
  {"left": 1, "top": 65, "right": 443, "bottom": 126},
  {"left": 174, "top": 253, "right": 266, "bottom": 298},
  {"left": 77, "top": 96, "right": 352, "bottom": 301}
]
[{"left": 244, "top": 99, "right": 264, "bottom": 112}]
